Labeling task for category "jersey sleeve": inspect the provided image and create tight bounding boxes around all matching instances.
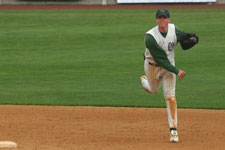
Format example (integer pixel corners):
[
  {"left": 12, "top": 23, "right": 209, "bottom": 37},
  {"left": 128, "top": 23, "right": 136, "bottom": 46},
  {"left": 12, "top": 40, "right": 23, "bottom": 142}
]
[{"left": 145, "top": 34, "right": 179, "bottom": 75}]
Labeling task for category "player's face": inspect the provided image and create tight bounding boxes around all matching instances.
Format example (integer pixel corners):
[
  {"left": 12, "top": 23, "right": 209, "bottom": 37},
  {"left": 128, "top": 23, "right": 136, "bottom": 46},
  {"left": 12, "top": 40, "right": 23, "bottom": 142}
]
[{"left": 156, "top": 16, "right": 170, "bottom": 28}]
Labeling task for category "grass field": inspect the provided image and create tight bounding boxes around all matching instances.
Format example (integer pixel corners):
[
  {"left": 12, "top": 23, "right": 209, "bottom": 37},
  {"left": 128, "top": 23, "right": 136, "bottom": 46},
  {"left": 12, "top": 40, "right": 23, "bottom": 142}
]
[{"left": 0, "top": 9, "right": 224, "bottom": 109}]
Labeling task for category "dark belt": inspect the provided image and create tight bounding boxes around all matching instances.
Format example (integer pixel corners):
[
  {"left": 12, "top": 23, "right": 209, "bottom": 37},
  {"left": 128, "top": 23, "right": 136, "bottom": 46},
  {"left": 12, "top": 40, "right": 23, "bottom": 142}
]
[
  {"left": 143, "top": 54, "right": 159, "bottom": 66},
  {"left": 149, "top": 62, "right": 159, "bottom": 66}
]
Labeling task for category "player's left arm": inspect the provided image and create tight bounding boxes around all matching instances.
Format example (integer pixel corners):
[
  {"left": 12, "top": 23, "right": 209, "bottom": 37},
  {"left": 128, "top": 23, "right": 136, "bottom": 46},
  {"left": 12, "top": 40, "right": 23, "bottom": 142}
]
[{"left": 175, "top": 26, "right": 199, "bottom": 50}]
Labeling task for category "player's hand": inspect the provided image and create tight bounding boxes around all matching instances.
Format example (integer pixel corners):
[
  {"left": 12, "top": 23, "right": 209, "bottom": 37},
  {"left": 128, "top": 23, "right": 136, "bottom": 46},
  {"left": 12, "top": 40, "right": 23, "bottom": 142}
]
[{"left": 177, "top": 70, "right": 186, "bottom": 80}]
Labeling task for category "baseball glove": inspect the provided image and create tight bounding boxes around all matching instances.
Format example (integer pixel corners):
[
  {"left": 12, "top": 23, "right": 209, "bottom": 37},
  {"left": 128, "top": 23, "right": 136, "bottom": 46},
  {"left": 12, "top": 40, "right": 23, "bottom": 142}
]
[{"left": 179, "top": 32, "right": 199, "bottom": 50}]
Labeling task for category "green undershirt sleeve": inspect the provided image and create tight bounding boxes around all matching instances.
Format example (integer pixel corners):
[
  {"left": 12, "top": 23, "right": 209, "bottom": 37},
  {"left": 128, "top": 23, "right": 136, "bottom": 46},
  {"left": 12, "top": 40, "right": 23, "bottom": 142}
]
[{"left": 145, "top": 34, "right": 179, "bottom": 75}]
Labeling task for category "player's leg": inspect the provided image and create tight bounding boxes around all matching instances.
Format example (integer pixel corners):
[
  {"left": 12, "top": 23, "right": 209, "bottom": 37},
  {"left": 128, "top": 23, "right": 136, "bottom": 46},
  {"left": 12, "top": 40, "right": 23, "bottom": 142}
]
[
  {"left": 162, "top": 72, "right": 178, "bottom": 142},
  {"left": 166, "top": 96, "right": 178, "bottom": 143},
  {"left": 140, "top": 60, "right": 161, "bottom": 93}
]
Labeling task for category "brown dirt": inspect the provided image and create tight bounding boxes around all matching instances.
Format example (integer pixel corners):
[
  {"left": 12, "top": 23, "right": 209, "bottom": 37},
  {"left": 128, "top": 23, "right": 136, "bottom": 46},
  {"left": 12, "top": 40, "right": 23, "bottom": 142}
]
[{"left": 1, "top": 105, "right": 225, "bottom": 150}]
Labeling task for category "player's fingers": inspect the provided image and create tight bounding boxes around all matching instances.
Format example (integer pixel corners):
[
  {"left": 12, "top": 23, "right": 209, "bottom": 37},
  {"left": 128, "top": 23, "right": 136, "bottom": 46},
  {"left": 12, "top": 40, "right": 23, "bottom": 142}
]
[
  {"left": 179, "top": 75, "right": 183, "bottom": 80},
  {"left": 178, "top": 75, "right": 183, "bottom": 80}
]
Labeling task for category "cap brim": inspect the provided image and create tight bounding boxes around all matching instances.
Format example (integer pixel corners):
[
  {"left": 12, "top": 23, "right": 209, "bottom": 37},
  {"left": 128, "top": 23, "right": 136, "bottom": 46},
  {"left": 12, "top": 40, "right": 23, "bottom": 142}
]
[{"left": 156, "top": 14, "right": 169, "bottom": 18}]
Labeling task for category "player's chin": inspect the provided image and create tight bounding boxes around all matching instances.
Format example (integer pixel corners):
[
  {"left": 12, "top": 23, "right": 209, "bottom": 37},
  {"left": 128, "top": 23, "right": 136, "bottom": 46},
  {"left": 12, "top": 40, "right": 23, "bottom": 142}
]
[{"left": 160, "top": 24, "right": 167, "bottom": 28}]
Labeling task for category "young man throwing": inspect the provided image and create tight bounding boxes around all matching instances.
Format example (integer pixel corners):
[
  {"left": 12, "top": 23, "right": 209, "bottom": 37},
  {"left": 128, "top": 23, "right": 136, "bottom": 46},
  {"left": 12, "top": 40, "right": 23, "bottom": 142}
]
[{"left": 140, "top": 8, "right": 198, "bottom": 142}]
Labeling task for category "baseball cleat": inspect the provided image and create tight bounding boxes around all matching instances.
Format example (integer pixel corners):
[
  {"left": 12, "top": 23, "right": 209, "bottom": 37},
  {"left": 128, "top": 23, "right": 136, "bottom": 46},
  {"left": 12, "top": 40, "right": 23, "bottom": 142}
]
[
  {"left": 170, "top": 129, "right": 179, "bottom": 143},
  {"left": 140, "top": 75, "right": 152, "bottom": 93}
]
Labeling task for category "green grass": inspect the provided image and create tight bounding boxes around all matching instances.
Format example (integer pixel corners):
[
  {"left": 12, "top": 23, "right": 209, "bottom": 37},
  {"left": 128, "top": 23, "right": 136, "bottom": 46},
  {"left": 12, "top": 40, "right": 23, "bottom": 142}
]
[{"left": 0, "top": 9, "right": 225, "bottom": 109}]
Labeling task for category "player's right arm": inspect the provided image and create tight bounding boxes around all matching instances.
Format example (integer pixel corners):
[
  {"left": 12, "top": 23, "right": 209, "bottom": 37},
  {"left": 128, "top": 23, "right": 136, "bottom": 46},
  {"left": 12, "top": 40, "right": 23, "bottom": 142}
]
[{"left": 145, "top": 34, "right": 179, "bottom": 75}]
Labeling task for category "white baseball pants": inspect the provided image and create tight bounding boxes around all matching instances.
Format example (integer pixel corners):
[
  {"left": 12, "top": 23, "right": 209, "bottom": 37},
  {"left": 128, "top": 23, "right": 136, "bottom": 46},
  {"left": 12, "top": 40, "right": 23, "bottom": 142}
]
[{"left": 141, "top": 59, "right": 178, "bottom": 129}]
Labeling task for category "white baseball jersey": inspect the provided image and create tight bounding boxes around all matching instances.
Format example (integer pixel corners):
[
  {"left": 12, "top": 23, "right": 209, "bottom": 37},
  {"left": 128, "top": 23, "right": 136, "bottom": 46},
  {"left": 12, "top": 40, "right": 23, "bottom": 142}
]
[{"left": 145, "top": 23, "right": 177, "bottom": 65}]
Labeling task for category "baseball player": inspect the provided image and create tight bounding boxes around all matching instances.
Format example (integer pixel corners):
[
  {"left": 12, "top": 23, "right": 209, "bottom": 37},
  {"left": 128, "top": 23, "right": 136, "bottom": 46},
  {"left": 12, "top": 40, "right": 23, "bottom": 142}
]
[{"left": 140, "top": 8, "right": 198, "bottom": 142}]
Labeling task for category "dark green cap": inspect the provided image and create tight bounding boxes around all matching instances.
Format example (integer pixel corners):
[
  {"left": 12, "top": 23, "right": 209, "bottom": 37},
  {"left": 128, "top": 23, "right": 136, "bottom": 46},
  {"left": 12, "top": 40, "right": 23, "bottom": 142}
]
[{"left": 156, "top": 8, "right": 170, "bottom": 18}]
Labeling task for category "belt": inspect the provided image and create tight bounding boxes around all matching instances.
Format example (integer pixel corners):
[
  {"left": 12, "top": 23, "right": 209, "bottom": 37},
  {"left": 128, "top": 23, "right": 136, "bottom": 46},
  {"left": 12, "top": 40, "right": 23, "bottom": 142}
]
[
  {"left": 149, "top": 62, "right": 159, "bottom": 66},
  {"left": 143, "top": 54, "right": 159, "bottom": 66}
]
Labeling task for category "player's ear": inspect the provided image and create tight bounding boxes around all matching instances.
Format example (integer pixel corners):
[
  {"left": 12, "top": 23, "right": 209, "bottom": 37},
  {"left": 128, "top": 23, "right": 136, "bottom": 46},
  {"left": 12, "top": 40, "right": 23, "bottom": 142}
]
[
  {"left": 155, "top": 18, "right": 159, "bottom": 24},
  {"left": 168, "top": 18, "right": 171, "bottom": 23}
]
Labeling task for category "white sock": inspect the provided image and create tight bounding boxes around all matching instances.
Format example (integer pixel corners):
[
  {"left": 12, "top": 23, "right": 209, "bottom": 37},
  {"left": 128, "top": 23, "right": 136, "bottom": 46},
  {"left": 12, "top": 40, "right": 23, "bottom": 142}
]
[{"left": 141, "top": 78, "right": 152, "bottom": 92}]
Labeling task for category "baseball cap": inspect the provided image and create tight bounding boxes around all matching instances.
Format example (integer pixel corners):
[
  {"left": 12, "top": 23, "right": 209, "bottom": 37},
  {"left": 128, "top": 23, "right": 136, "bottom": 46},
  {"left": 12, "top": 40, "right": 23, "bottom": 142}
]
[{"left": 156, "top": 8, "right": 170, "bottom": 18}]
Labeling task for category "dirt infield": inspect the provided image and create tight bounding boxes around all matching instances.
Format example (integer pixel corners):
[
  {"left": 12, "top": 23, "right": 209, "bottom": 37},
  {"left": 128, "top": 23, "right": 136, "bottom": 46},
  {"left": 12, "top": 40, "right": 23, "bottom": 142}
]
[
  {"left": 0, "top": 105, "right": 225, "bottom": 150},
  {"left": 0, "top": 4, "right": 225, "bottom": 10}
]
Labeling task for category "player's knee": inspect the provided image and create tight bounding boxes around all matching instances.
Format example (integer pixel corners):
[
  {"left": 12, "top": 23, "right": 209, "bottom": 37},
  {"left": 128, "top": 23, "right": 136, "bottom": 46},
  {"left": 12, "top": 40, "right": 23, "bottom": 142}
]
[
  {"left": 166, "top": 96, "right": 177, "bottom": 104},
  {"left": 152, "top": 89, "right": 158, "bottom": 93},
  {"left": 151, "top": 86, "right": 160, "bottom": 93}
]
